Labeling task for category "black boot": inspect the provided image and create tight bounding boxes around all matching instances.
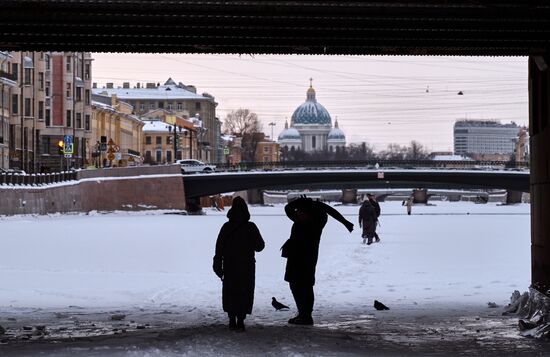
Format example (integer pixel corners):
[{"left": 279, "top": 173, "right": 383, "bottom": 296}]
[
  {"left": 236, "top": 315, "right": 245, "bottom": 331},
  {"left": 228, "top": 314, "right": 236, "bottom": 330}
]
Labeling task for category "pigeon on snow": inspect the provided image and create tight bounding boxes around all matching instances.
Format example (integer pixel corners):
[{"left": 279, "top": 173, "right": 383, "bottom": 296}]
[
  {"left": 374, "top": 300, "right": 390, "bottom": 311},
  {"left": 272, "top": 297, "right": 290, "bottom": 310}
]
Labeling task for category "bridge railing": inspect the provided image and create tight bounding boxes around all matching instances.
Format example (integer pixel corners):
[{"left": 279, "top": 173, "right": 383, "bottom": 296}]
[
  {"left": 0, "top": 171, "right": 78, "bottom": 187},
  {"left": 212, "top": 159, "right": 529, "bottom": 172}
]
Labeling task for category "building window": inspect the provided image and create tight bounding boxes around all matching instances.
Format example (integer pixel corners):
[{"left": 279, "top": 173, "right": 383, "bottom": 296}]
[
  {"left": 145, "top": 150, "right": 152, "bottom": 161},
  {"left": 85, "top": 89, "right": 90, "bottom": 105},
  {"left": 177, "top": 102, "right": 183, "bottom": 110},
  {"left": 145, "top": 136, "right": 152, "bottom": 145},
  {"left": 38, "top": 72, "right": 44, "bottom": 90},
  {"left": 66, "top": 110, "right": 72, "bottom": 127},
  {"left": 263, "top": 156, "right": 269, "bottom": 162},
  {"left": 156, "top": 150, "right": 162, "bottom": 163},
  {"left": 24, "top": 98, "right": 31, "bottom": 117},
  {"left": 85, "top": 114, "right": 90, "bottom": 130},
  {"left": 156, "top": 136, "right": 161, "bottom": 145},
  {"left": 45, "top": 109, "right": 51, "bottom": 126},
  {"left": 140, "top": 104, "right": 145, "bottom": 111},
  {"left": 76, "top": 113, "right": 82, "bottom": 128},
  {"left": 149, "top": 103, "right": 155, "bottom": 109},
  {"left": 84, "top": 63, "right": 90, "bottom": 79},
  {"left": 11, "top": 94, "right": 18, "bottom": 114},
  {"left": 166, "top": 136, "right": 171, "bottom": 145},
  {"left": 66, "top": 83, "right": 71, "bottom": 98},
  {"left": 66, "top": 56, "right": 71, "bottom": 71},
  {"left": 11, "top": 63, "right": 18, "bottom": 81},
  {"left": 76, "top": 87, "right": 82, "bottom": 102},
  {"left": 312, "top": 136, "right": 316, "bottom": 149},
  {"left": 195, "top": 102, "right": 201, "bottom": 111},
  {"left": 45, "top": 81, "right": 50, "bottom": 97},
  {"left": 167, "top": 103, "right": 173, "bottom": 110},
  {"left": 263, "top": 146, "right": 269, "bottom": 153},
  {"left": 167, "top": 150, "right": 172, "bottom": 162},
  {"left": 45, "top": 54, "right": 50, "bottom": 70},
  {"left": 24, "top": 68, "right": 32, "bottom": 85},
  {"left": 38, "top": 101, "right": 44, "bottom": 120},
  {"left": 158, "top": 101, "right": 164, "bottom": 109}
]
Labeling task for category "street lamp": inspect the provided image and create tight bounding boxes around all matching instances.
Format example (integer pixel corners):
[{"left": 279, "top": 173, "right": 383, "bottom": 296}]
[
  {"left": 268, "top": 122, "right": 276, "bottom": 141},
  {"left": 167, "top": 124, "right": 183, "bottom": 163}
]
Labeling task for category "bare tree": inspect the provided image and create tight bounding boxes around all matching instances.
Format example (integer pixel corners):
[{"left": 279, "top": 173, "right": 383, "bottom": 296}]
[
  {"left": 405, "top": 140, "right": 429, "bottom": 160},
  {"left": 223, "top": 108, "right": 264, "bottom": 162},
  {"left": 222, "top": 108, "right": 263, "bottom": 136}
]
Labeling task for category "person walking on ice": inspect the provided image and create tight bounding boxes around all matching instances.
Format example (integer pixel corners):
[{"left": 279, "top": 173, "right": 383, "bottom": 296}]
[
  {"left": 366, "top": 193, "right": 381, "bottom": 242},
  {"left": 403, "top": 195, "right": 414, "bottom": 215},
  {"left": 359, "top": 198, "right": 377, "bottom": 245}
]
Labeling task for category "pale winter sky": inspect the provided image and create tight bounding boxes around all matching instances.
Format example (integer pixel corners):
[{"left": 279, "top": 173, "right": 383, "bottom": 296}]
[{"left": 92, "top": 53, "right": 528, "bottom": 152}]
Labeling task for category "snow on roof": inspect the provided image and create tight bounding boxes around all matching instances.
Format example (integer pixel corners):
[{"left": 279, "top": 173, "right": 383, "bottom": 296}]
[
  {"left": 142, "top": 120, "right": 189, "bottom": 133},
  {"left": 432, "top": 155, "right": 474, "bottom": 161},
  {"left": 92, "top": 84, "right": 211, "bottom": 101}
]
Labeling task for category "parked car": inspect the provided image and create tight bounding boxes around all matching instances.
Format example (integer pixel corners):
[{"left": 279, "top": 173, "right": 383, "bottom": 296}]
[{"left": 177, "top": 159, "right": 216, "bottom": 173}]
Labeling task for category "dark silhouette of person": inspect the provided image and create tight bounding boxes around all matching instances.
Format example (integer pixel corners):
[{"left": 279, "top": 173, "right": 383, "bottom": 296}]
[
  {"left": 359, "top": 199, "right": 377, "bottom": 244},
  {"left": 281, "top": 196, "right": 354, "bottom": 325},
  {"left": 213, "top": 196, "right": 265, "bottom": 331},
  {"left": 366, "top": 193, "right": 381, "bottom": 242}
]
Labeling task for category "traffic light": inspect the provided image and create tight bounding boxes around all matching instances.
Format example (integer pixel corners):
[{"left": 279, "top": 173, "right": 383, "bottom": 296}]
[{"left": 57, "top": 140, "right": 64, "bottom": 155}]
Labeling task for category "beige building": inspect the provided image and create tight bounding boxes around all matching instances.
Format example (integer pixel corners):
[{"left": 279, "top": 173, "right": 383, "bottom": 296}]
[
  {"left": 255, "top": 138, "right": 280, "bottom": 163},
  {"left": 0, "top": 52, "right": 17, "bottom": 170},
  {"left": 91, "top": 94, "right": 144, "bottom": 167},
  {"left": 141, "top": 110, "right": 198, "bottom": 164},
  {"left": 93, "top": 78, "right": 220, "bottom": 162}
]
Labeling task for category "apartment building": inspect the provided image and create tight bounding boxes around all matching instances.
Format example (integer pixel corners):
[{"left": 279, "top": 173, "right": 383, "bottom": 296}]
[
  {"left": 93, "top": 78, "right": 219, "bottom": 162},
  {"left": 0, "top": 52, "right": 17, "bottom": 170}
]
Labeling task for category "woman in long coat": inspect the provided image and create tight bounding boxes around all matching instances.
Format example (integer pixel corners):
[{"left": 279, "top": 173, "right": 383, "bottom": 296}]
[
  {"left": 359, "top": 199, "right": 377, "bottom": 244},
  {"left": 213, "top": 196, "right": 265, "bottom": 331}
]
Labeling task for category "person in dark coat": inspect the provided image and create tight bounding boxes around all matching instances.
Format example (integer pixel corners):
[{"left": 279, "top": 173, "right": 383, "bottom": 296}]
[
  {"left": 366, "top": 193, "right": 381, "bottom": 242},
  {"left": 359, "top": 199, "right": 377, "bottom": 245},
  {"left": 281, "top": 196, "right": 354, "bottom": 325},
  {"left": 213, "top": 196, "right": 265, "bottom": 331}
]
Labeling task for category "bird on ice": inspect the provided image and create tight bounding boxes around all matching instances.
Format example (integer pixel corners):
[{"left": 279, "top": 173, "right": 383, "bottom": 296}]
[
  {"left": 272, "top": 297, "right": 290, "bottom": 310},
  {"left": 374, "top": 300, "right": 390, "bottom": 310}
]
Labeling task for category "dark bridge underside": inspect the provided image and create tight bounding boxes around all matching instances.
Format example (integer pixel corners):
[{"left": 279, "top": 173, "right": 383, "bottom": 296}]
[
  {"left": 183, "top": 170, "right": 529, "bottom": 198},
  {"left": 1, "top": 1, "right": 550, "bottom": 56}
]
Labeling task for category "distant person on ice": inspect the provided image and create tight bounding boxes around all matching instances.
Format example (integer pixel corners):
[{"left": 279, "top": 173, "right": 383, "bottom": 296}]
[
  {"left": 213, "top": 196, "right": 265, "bottom": 331},
  {"left": 359, "top": 198, "right": 377, "bottom": 245},
  {"left": 403, "top": 195, "right": 414, "bottom": 215},
  {"left": 281, "top": 195, "right": 354, "bottom": 325},
  {"left": 366, "top": 193, "right": 381, "bottom": 242}
]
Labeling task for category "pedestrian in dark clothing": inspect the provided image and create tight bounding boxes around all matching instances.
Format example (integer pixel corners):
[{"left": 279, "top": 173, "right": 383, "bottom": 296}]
[
  {"left": 359, "top": 199, "right": 377, "bottom": 245},
  {"left": 367, "top": 193, "right": 381, "bottom": 243},
  {"left": 213, "top": 196, "right": 265, "bottom": 331},
  {"left": 281, "top": 196, "right": 354, "bottom": 325}
]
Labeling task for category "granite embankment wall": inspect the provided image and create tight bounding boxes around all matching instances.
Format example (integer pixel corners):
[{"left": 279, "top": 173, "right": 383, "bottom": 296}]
[{"left": 0, "top": 166, "right": 186, "bottom": 216}]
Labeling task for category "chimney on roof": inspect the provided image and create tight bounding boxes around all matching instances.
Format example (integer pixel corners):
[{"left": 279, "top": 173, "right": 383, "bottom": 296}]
[
  {"left": 106, "top": 82, "right": 114, "bottom": 89},
  {"left": 146, "top": 82, "right": 156, "bottom": 89},
  {"left": 123, "top": 82, "right": 130, "bottom": 89},
  {"left": 92, "top": 82, "right": 97, "bottom": 89},
  {"left": 137, "top": 82, "right": 140, "bottom": 89}
]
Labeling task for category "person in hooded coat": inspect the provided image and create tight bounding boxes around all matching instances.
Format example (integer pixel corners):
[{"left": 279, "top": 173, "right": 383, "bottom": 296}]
[
  {"left": 281, "top": 196, "right": 354, "bottom": 325},
  {"left": 213, "top": 196, "right": 265, "bottom": 331},
  {"left": 359, "top": 199, "right": 377, "bottom": 245}
]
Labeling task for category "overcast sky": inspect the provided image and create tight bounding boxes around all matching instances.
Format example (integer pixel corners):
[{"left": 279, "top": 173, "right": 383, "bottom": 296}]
[{"left": 92, "top": 53, "right": 528, "bottom": 152}]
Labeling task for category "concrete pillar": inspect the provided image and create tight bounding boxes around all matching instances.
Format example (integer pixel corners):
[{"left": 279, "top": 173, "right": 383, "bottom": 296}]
[
  {"left": 506, "top": 190, "right": 523, "bottom": 204},
  {"left": 341, "top": 188, "right": 358, "bottom": 204},
  {"left": 246, "top": 189, "right": 264, "bottom": 205},
  {"left": 529, "top": 55, "right": 550, "bottom": 295},
  {"left": 412, "top": 188, "right": 428, "bottom": 204}
]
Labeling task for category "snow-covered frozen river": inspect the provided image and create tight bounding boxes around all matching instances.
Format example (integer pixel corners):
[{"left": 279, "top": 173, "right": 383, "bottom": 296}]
[{"left": 1, "top": 201, "right": 548, "bottom": 356}]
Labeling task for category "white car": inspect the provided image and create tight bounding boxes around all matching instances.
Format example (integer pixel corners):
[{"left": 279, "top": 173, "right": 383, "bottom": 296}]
[{"left": 177, "top": 159, "right": 216, "bottom": 173}]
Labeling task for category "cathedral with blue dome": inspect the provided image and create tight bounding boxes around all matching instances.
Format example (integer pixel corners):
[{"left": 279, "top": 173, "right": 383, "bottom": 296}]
[{"left": 278, "top": 80, "right": 346, "bottom": 153}]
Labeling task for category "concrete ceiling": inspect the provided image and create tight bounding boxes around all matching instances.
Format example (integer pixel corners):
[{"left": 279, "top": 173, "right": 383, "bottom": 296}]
[{"left": 1, "top": 1, "right": 550, "bottom": 55}]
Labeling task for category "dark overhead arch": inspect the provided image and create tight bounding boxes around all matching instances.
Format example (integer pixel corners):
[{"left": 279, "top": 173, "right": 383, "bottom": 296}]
[{"left": 1, "top": 0, "right": 550, "bottom": 55}]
